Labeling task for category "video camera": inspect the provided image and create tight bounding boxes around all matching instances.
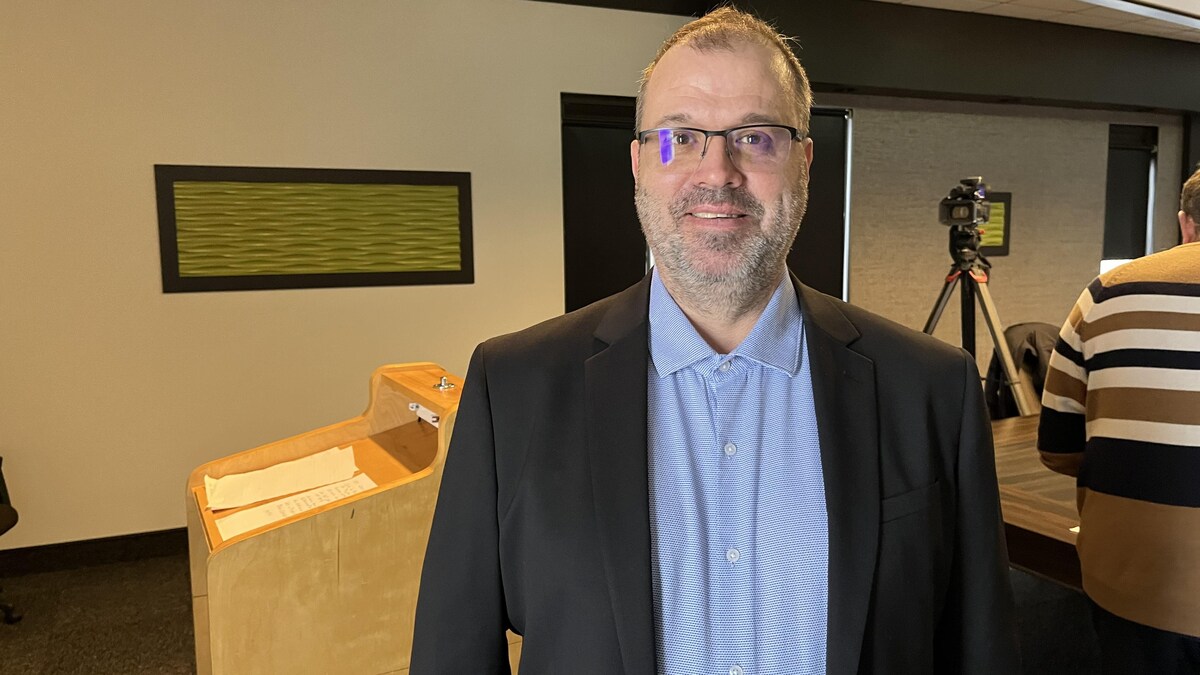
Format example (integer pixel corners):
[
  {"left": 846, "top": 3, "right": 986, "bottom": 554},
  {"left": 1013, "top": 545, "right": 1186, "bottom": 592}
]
[{"left": 939, "top": 177, "right": 991, "bottom": 228}]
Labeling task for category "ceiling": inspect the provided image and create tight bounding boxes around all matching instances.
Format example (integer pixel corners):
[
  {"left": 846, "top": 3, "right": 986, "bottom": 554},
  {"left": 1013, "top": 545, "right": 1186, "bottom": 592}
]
[{"left": 866, "top": 0, "right": 1200, "bottom": 42}]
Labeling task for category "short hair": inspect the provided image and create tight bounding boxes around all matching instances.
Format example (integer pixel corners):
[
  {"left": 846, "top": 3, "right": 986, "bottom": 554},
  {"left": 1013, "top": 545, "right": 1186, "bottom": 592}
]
[
  {"left": 1182, "top": 165, "right": 1200, "bottom": 222},
  {"left": 635, "top": 6, "right": 812, "bottom": 135}
]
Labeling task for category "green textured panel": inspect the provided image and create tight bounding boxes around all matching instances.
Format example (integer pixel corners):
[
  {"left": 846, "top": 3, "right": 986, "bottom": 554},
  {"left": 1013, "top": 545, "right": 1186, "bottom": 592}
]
[
  {"left": 980, "top": 201, "right": 1006, "bottom": 248},
  {"left": 172, "top": 182, "right": 462, "bottom": 276}
]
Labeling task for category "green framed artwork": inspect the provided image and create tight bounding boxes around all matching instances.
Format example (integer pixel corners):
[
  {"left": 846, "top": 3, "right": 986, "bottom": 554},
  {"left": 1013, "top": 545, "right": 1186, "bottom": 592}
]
[
  {"left": 979, "top": 191, "right": 1011, "bottom": 257},
  {"left": 155, "top": 165, "right": 473, "bottom": 292}
]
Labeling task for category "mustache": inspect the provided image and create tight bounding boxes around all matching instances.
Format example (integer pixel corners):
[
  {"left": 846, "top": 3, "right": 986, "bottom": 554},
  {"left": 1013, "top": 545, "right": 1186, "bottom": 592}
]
[{"left": 668, "top": 186, "right": 765, "bottom": 221}]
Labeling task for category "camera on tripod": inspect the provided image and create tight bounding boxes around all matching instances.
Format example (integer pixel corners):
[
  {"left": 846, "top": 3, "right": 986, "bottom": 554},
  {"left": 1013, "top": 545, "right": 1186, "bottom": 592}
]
[
  {"left": 923, "top": 175, "right": 1035, "bottom": 416},
  {"left": 939, "top": 177, "right": 991, "bottom": 228}
]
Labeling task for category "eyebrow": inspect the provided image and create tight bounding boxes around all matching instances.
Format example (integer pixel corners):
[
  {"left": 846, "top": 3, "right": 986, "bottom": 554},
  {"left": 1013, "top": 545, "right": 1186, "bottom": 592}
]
[
  {"left": 649, "top": 113, "right": 692, "bottom": 128},
  {"left": 739, "top": 112, "right": 781, "bottom": 125},
  {"left": 646, "top": 111, "right": 786, "bottom": 129}
]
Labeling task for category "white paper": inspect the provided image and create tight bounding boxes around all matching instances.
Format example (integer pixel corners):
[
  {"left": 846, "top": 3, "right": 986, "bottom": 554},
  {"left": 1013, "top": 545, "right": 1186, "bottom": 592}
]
[
  {"left": 214, "top": 473, "right": 377, "bottom": 541},
  {"left": 204, "top": 445, "right": 357, "bottom": 510},
  {"left": 1069, "top": 525, "right": 1080, "bottom": 533}
]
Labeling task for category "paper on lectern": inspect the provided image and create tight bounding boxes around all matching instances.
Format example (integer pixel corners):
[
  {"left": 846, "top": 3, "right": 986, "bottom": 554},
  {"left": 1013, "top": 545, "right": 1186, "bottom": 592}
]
[
  {"left": 214, "top": 472, "right": 377, "bottom": 541},
  {"left": 204, "top": 445, "right": 358, "bottom": 510}
]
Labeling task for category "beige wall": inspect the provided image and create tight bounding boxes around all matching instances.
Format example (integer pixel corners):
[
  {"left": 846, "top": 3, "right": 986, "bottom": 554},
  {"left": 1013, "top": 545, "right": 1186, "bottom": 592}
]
[
  {"left": 0, "top": 0, "right": 685, "bottom": 549},
  {"left": 819, "top": 94, "right": 1183, "bottom": 374}
]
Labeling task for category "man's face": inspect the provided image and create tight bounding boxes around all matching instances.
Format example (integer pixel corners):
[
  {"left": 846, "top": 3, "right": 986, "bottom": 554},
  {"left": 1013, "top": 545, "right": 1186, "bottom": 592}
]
[{"left": 631, "top": 42, "right": 814, "bottom": 293}]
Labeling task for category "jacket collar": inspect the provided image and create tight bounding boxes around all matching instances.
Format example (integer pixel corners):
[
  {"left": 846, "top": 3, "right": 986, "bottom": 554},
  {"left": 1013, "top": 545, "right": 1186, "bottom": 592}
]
[
  {"left": 587, "top": 275, "right": 656, "bottom": 674},
  {"left": 796, "top": 276, "right": 881, "bottom": 675}
]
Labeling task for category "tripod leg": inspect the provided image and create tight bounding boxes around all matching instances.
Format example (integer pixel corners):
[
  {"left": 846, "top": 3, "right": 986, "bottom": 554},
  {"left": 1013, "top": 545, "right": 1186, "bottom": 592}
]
[
  {"left": 923, "top": 268, "right": 961, "bottom": 335},
  {"left": 975, "top": 280, "right": 1037, "bottom": 416},
  {"left": 961, "top": 274, "right": 976, "bottom": 358}
]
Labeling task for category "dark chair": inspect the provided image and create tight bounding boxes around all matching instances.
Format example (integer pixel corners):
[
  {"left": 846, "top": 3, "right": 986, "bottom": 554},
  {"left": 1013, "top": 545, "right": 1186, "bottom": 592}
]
[
  {"left": 984, "top": 321, "right": 1060, "bottom": 420},
  {"left": 0, "top": 456, "right": 21, "bottom": 623}
]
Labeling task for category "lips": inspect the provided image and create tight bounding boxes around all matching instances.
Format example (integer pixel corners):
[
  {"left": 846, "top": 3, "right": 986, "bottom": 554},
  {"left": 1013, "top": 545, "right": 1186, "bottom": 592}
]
[
  {"left": 688, "top": 211, "right": 745, "bottom": 219},
  {"left": 669, "top": 187, "right": 764, "bottom": 222}
]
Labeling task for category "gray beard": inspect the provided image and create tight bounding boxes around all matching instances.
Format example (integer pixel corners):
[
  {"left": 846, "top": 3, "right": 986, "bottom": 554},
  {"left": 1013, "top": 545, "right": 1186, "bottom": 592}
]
[{"left": 635, "top": 181, "right": 807, "bottom": 322}]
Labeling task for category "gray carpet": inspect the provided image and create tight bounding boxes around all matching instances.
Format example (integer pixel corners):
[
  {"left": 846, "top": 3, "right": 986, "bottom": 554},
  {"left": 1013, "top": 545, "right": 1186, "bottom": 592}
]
[
  {"left": 0, "top": 554, "right": 1097, "bottom": 674},
  {"left": 0, "top": 553, "right": 194, "bottom": 674},
  {"left": 1012, "top": 569, "right": 1101, "bottom": 674}
]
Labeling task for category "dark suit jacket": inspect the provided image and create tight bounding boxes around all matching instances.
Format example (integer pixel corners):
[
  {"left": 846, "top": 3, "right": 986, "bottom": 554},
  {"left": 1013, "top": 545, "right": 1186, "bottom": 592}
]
[{"left": 412, "top": 275, "right": 1020, "bottom": 674}]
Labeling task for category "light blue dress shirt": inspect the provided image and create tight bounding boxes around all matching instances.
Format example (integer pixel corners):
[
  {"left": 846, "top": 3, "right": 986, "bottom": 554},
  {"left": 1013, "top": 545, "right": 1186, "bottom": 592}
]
[{"left": 647, "top": 268, "right": 828, "bottom": 675}]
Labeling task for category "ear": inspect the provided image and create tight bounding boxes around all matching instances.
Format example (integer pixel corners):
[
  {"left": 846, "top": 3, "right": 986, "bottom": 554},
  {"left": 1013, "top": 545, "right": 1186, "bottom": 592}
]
[
  {"left": 803, "top": 136, "right": 814, "bottom": 170},
  {"left": 630, "top": 139, "right": 641, "bottom": 184},
  {"left": 1180, "top": 210, "right": 1198, "bottom": 244}
]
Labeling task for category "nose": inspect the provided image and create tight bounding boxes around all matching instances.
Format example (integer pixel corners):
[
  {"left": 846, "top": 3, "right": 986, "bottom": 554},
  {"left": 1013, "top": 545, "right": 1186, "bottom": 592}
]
[{"left": 692, "top": 135, "right": 744, "bottom": 189}]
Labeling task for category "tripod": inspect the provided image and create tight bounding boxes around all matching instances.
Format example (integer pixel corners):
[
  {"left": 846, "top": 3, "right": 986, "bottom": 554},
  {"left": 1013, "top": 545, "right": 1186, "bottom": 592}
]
[{"left": 923, "top": 226, "right": 1036, "bottom": 417}]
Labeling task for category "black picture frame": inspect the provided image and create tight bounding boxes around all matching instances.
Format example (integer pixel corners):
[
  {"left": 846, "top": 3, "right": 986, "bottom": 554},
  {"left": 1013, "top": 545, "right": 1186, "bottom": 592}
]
[{"left": 155, "top": 164, "right": 474, "bottom": 293}]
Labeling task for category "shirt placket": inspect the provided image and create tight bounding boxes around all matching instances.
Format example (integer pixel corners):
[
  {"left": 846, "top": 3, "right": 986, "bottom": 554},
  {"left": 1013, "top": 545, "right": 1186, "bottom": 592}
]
[{"left": 708, "top": 356, "right": 756, "bottom": 675}]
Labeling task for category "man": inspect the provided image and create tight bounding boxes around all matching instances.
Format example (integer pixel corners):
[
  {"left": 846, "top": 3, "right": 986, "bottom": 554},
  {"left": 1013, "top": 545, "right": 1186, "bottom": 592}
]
[
  {"left": 1038, "top": 166, "right": 1200, "bottom": 674},
  {"left": 413, "top": 8, "right": 1019, "bottom": 674}
]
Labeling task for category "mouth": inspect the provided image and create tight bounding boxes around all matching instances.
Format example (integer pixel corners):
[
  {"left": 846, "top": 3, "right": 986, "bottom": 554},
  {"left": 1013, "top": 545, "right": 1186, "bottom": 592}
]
[
  {"left": 685, "top": 206, "right": 747, "bottom": 221},
  {"left": 667, "top": 188, "right": 763, "bottom": 225}
]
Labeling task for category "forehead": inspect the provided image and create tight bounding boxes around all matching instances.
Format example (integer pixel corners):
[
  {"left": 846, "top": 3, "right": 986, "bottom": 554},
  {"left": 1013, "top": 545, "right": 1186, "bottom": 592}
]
[{"left": 642, "top": 41, "right": 792, "bottom": 128}]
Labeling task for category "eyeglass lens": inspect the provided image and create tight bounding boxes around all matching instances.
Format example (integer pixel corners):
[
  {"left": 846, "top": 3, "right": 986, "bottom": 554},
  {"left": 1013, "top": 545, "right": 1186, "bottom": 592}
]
[{"left": 645, "top": 126, "right": 795, "bottom": 172}]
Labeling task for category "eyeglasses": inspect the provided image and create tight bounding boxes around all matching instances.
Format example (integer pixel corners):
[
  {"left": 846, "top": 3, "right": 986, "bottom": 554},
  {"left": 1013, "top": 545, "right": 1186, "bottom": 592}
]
[{"left": 636, "top": 124, "right": 803, "bottom": 174}]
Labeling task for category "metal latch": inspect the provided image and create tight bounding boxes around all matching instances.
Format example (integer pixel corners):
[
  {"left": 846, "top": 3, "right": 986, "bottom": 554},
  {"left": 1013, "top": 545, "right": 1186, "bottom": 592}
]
[{"left": 408, "top": 402, "right": 440, "bottom": 427}]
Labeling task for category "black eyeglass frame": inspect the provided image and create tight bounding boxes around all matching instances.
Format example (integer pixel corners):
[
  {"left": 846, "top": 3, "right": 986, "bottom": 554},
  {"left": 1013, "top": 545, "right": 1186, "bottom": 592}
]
[{"left": 635, "top": 124, "right": 805, "bottom": 161}]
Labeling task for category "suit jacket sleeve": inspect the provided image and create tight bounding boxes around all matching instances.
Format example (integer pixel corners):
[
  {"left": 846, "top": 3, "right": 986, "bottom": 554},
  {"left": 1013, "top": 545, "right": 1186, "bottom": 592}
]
[
  {"left": 411, "top": 344, "right": 511, "bottom": 674},
  {"left": 937, "top": 350, "right": 1021, "bottom": 674}
]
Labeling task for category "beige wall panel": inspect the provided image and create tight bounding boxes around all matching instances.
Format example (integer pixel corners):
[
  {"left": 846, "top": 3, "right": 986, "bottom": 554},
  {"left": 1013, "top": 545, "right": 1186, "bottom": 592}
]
[
  {"left": 0, "top": 0, "right": 686, "bottom": 549},
  {"left": 1154, "top": 123, "right": 1186, "bottom": 254}
]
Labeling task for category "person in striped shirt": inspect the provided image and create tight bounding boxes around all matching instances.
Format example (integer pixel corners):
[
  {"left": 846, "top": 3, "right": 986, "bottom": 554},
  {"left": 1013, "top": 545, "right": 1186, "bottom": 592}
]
[{"left": 1038, "top": 165, "right": 1200, "bottom": 674}]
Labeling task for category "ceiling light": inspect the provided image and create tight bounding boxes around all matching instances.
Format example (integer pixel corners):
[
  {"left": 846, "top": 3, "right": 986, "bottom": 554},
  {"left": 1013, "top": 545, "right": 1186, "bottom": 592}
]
[{"left": 1078, "top": 0, "right": 1200, "bottom": 29}]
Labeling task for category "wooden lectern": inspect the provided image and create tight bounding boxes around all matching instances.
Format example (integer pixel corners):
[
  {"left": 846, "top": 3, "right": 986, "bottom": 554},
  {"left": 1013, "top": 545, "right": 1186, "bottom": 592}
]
[{"left": 186, "top": 362, "right": 522, "bottom": 674}]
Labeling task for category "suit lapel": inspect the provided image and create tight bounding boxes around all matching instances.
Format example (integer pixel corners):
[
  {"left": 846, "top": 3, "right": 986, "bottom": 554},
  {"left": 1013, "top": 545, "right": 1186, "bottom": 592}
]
[
  {"left": 796, "top": 279, "right": 880, "bottom": 675},
  {"left": 585, "top": 276, "right": 656, "bottom": 675}
]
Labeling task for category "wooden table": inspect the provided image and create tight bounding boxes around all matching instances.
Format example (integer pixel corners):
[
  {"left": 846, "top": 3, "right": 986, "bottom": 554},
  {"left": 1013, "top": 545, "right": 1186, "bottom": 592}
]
[{"left": 992, "top": 414, "right": 1082, "bottom": 589}]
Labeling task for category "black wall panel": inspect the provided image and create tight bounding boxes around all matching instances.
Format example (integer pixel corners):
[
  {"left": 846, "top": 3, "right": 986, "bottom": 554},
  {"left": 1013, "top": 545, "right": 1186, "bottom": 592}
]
[{"left": 538, "top": 0, "right": 1200, "bottom": 114}]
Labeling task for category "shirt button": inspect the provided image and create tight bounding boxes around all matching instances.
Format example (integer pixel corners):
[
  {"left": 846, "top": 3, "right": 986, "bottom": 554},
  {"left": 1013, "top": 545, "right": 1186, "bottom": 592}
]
[
  {"left": 718, "top": 361, "right": 731, "bottom": 372},
  {"left": 726, "top": 548, "right": 740, "bottom": 564},
  {"left": 729, "top": 666, "right": 744, "bottom": 675},
  {"left": 724, "top": 442, "right": 737, "bottom": 457}
]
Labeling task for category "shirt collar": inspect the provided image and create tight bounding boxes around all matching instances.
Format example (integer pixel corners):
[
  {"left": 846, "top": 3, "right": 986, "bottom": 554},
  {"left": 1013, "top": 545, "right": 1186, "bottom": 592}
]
[{"left": 648, "top": 268, "right": 803, "bottom": 378}]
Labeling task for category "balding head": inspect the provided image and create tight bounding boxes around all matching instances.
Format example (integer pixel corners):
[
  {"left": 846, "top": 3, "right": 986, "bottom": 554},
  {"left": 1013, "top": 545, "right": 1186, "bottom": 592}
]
[{"left": 635, "top": 7, "right": 812, "bottom": 135}]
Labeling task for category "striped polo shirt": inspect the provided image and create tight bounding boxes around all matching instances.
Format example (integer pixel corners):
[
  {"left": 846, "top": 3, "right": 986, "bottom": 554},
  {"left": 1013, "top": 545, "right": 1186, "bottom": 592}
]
[
  {"left": 1038, "top": 240, "right": 1200, "bottom": 637},
  {"left": 647, "top": 269, "right": 828, "bottom": 675}
]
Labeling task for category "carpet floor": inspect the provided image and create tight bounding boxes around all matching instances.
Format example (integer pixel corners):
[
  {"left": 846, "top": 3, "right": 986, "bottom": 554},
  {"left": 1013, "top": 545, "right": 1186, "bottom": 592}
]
[
  {"left": 0, "top": 553, "right": 194, "bottom": 674},
  {"left": 0, "top": 555, "right": 1098, "bottom": 674}
]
